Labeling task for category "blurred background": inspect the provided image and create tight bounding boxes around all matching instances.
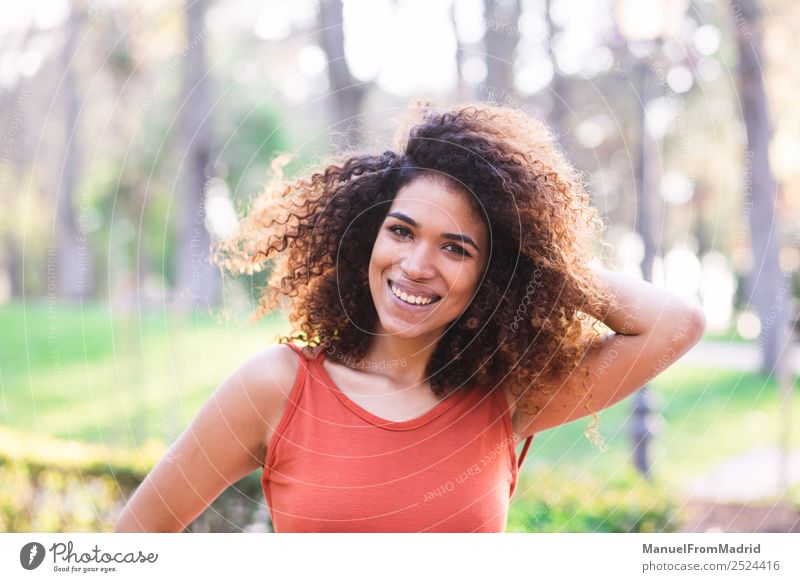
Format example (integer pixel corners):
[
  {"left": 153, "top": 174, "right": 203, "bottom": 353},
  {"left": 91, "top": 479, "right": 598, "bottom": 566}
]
[{"left": 1, "top": 0, "right": 799, "bottom": 533}]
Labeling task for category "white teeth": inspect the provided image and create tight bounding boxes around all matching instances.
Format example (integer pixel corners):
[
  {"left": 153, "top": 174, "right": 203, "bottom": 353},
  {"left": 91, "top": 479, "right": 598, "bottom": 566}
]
[{"left": 390, "top": 282, "right": 436, "bottom": 306}]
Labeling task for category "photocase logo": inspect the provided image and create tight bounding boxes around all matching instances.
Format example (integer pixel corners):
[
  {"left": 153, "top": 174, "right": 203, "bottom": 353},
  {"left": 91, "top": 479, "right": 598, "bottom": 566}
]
[{"left": 20, "top": 542, "right": 46, "bottom": 570}]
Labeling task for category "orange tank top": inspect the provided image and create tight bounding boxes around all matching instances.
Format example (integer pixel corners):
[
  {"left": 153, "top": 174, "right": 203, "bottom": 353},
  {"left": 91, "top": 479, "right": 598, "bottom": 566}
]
[{"left": 261, "top": 343, "right": 534, "bottom": 532}]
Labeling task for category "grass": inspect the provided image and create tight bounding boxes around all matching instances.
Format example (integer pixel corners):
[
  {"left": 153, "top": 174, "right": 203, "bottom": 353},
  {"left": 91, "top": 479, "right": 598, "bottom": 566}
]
[
  {"left": 701, "top": 326, "right": 751, "bottom": 343},
  {"left": 3, "top": 299, "right": 799, "bottom": 491},
  {"left": 1, "top": 299, "right": 286, "bottom": 448},
  {"left": 526, "top": 364, "right": 800, "bottom": 492}
]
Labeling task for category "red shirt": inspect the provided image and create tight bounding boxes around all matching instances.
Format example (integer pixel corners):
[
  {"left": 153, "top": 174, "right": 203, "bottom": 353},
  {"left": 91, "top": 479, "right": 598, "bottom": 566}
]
[{"left": 262, "top": 343, "right": 533, "bottom": 532}]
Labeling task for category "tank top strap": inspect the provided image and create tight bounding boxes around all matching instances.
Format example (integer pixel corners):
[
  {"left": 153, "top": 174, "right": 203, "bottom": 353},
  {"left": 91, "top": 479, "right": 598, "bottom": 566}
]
[
  {"left": 284, "top": 342, "right": 315, "bottom": 360},
  {"left": 517, "top": 435, "right": 533, "bottom": 469}
]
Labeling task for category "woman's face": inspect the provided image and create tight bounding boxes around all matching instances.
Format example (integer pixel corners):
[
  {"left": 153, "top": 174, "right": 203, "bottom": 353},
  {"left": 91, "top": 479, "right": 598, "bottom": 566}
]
[{"left": 368, "top": 175, "right": 489, "bottom": 340}]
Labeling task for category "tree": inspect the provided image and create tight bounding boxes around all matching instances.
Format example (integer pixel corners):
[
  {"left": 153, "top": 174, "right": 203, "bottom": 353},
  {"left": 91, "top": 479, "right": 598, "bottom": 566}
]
[
  {"left": 544, "top": 0, "right": 571, "bottom": 154},
  {"left": 732, "top": 0, "right": 789, "bottom": 376},
  {"left": 173, "top": 0, "right": 220, "bottom": 310},
  {"left": 55, "top": 5, "right": 96, "bottom": 299},
  {"left": 481, "top": 0, "right": 521, "bottom": 102},
  {"left": 318, "top": 0, "right": 365, "bottom": 149}
]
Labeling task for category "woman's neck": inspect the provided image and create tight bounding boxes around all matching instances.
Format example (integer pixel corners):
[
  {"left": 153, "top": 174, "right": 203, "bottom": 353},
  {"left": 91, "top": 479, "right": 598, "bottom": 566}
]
[{"left": 356, "top": 331, "right": 442, "bottom": 389}]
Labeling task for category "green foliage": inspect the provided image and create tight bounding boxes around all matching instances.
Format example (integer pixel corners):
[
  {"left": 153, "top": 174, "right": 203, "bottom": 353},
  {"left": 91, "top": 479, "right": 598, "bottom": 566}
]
[
  {"left": 0, "top": 426, "right": 267, "bottom": 533},
  {"left": 507, "top": 465, "right": 683, "bottom": 533},
  {"left": 220, "top": 101, "right": 291, "bottom": 201},
  {"left": 0, "top": 463, "right": 125, "bottom": 533},
  {"left": 787, "top": 484, "right": 800, "bottom": 508},
  {"left": 0, "top": 426, "right": 160, "bottom": 532},
  {"left": 0, "top": 426, "right": 162, "bottom": 484}
]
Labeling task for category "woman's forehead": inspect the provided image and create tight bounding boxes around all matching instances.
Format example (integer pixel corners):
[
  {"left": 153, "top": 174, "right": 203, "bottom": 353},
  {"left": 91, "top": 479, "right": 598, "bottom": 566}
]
[{"left": 390, "top": 177, "right": 486, "bottom": 233}]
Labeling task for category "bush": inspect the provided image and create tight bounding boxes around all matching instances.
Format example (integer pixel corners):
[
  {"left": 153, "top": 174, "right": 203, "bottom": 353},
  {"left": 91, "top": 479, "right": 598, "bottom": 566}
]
[
  {"left": 0, "top": 463, "right": 125, "bottom": 532},
  {"left": 0, "top": 426, "right": 159, "bottom": 532},
  {"left": 0, "top": 427, "right": 269, "bottom": 532},
  {"left": 507, "top": 464, "right": 683, "bottom": 532}
]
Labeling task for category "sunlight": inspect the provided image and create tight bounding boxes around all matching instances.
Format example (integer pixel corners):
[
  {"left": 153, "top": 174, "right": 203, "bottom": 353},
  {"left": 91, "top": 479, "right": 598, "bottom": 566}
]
[{"left": 343, "top": 0, "right": 457, "bottom": 95}]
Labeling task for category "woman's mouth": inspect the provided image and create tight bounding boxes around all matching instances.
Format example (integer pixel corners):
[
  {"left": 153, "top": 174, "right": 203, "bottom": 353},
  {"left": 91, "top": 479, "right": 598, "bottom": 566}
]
[{"left": 387, "top": 279, "right": 442, "bottom": 308}]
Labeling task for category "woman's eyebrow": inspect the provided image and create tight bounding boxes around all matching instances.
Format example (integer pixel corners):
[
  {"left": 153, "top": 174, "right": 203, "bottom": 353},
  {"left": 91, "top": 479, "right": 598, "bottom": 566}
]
[{"left": 386, "top": 211, "right": 480, "bottom": 252}]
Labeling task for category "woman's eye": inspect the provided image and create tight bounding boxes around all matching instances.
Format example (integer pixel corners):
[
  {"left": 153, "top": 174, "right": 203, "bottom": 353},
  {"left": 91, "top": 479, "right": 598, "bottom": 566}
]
[
  {"left": 445, "top": 244, "right": 469, "bottom": 257},
  {"left": 388, "top": 225, "right": 412, "bottom": 239},
  {"left": 388, "top": 225, "right": 470, "bottom": 257}
]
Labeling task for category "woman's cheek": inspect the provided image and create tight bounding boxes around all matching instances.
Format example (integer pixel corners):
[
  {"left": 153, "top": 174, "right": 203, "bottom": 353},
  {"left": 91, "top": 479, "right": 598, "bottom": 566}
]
[
  {"left": 444, "top": 265, "right": 471, "bottom": 292},
  {"left": 369, "top": 239, "right": 388, "bottom": 269},
  {"left": 373, "top": 235, "right": 393, "bottom": 260},
  {"left": 378, "top": 241, "right": 400, "bottom": 265}
]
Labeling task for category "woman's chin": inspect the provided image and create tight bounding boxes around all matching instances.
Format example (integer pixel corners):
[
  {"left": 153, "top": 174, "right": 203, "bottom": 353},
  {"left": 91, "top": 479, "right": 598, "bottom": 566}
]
[
  {"left": 381, "top": 322, "right": 425, "bottom": 339},
  {"left": 378, "top": 314, "right": 451, "bottom": 342},
  {"left": 376, "top": 314, "right": 427, "bottom": 338}
]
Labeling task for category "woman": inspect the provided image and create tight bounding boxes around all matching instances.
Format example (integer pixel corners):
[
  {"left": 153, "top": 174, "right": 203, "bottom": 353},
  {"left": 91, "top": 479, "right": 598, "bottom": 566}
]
[{"left": 114, "top": 103, "right": 705, "bottom": 533}]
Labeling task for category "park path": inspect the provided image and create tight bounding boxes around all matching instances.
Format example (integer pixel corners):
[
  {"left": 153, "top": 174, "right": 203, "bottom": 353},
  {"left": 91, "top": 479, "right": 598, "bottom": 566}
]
[
  {"left": 681, "top": 339, "right": 800, "bottom": 373},
  {"left": 679, "top": 340, "right": 799, "bottom": 503},
  {"left": 672, "top": 340, "right": 800, "bottom": 531}
]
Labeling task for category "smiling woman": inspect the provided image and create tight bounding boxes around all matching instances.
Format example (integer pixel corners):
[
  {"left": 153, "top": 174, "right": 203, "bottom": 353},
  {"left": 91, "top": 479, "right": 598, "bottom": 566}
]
[
  {"left": 113, "top": 102, "right": 705, "bottom": 533},
  {"left": 369, "top": 177, "right": 489, "bottom": 345}
]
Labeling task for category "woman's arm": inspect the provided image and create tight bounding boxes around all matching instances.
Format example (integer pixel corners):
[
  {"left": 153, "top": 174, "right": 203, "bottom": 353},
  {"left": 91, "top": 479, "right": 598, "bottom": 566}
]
[
  {"left": 512, "top": 264, "right": 706, "bottom": 438},
  {"left": 113, "top": 345, "right": 297, "bottom": 532}
]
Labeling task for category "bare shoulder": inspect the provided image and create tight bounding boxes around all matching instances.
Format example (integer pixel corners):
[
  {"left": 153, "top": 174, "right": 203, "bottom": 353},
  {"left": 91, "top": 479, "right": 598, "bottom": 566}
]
[
  {"left": 232, "top": 343, "right": 301, "bottom": 395},
  {"left": 232, "top": 343, "right": 304, "bottom": 464}
]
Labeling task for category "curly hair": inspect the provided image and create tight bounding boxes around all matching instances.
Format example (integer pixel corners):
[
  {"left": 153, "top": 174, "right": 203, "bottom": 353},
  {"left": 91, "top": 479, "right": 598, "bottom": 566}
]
[{"left": 213, "top": 101, "right": 614, "bottom": 437}]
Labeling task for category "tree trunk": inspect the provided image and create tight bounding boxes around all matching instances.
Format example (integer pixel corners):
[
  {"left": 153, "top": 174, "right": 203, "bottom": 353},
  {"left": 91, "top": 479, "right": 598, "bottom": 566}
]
[
  {"left": 481, "top": 0, "right": 521, "bottom": 102},
  {"left": 4, "top": 232, "right": 21, "bottom": 298},
  {"left": 732, "top": 0, "right": 789, "bottom": 376},
  {"left": 174, "top": 0, "right": 219, "bottom": 311},
  {"left": 55, "top": 6, "right": 96, "bottom": 300},
  {"left": 318, "top": 0, "right": 365, "bottom": 149},
  {"left": 0, "top": 80, "right": 30, "bottom": 299},
  {"left": 544, "top": 0, "right": 571, "bottom": 154},
  {"left": 635, "top": 60, "right": 659, "bottom": 283},
  {"left": 452, "top": 2, "right": 474, "bottom": 102}
]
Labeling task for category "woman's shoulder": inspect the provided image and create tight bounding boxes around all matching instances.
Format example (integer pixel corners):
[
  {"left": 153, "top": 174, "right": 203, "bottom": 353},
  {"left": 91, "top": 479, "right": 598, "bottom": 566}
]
[
  {"left": 277, "top": 341, "right": 326, "bottom": 361},
  {"left": 261, "top": 342, "right": 311, "bottom": 383},
  {"left": 231, "top": 343, "right": 307, "bottom": 410},
  {"left": 236, "top": 343, "right": 311, "bottom": 466}
]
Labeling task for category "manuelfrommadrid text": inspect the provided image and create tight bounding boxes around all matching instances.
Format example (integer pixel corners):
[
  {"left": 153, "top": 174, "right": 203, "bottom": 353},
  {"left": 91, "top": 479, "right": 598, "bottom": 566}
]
[{"left": 643, "top": 543, "right": 761, "bottom": 554}]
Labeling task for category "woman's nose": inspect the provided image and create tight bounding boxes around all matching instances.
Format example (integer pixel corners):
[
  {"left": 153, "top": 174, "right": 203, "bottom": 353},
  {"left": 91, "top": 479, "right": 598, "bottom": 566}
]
[{"left": 399, "top": 241, "right": 436, "bottom": 280}]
